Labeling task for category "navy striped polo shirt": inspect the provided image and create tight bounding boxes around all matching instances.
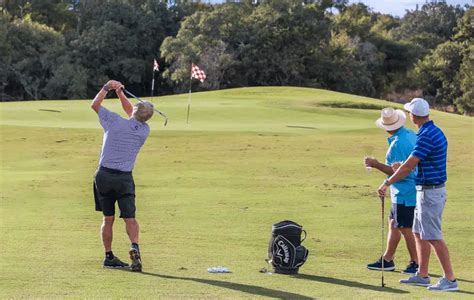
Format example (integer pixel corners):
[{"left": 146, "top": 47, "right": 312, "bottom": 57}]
[{"left": 411, "top": 120, "right": 448, "bottom": 185}]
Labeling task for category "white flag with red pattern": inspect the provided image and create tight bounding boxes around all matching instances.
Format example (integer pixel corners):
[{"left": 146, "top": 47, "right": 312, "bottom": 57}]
[{"left": 191, "top": 63, "right": 206, "bottom": 82}]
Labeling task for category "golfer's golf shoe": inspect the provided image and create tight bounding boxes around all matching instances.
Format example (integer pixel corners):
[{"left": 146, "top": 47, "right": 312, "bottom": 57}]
[
  {"left": 129, "top": 248, "right": 142, "bottom": 272},
  {"left": 103, "top": 256, "right": 129, "bottom": 269},
  {"left": 402, "top": 260, "right": 419, "bottom": 274},
  {"left": 399, "top": 272, "right": 431, "bottom": 286},
  {"left": 427, "top": 277, "right": 459, "bottom": 292},
  {"left": 367, "top": 257, "right": 395, "bottom": 271}
]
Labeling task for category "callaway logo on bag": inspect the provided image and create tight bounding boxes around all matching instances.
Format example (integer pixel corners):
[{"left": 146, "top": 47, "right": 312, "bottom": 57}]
[{"left": 267, "top": 220, "right": 309, "bottom": 274}]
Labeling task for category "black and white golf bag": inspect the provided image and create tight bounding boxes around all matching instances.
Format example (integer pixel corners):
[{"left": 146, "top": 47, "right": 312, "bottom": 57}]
[{"left": 267, "top": 220, "right": 309, "bottom": 274}]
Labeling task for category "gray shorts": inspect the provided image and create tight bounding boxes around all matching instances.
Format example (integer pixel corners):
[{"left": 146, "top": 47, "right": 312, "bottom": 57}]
[{"left": 412, "top": 186, "right": 446, "bottom": 240}]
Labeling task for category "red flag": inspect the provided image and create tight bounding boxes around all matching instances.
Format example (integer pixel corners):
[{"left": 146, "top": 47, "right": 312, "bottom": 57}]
[
  {"left": 153, "top": 59, "right": 159, "bottom": 72},
  {"left": 191, "top": 63, "right": 206, "bottom": 83}
]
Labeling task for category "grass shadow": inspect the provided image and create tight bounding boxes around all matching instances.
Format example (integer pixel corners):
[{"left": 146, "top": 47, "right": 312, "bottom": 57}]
[
  {"left": 137, "top": 271, "right": 314, "bottom": 299},
  {"left": 457, "top": 290, "right": 474, "bottom": 295},
  {"left": 428, "top": 273, "right": 474, "bottom": 284},
  {"left": 318, "top": 101, "right": 386, "bottom": 110},
  {"left": 287, "top": 125, "right": 318, "bottom": 130},
  {"left": 293, "top": 274, "right": 409, "bottom": 294},
  {"left": 39, "top": 109, "right": 62, "bottom": 113}
]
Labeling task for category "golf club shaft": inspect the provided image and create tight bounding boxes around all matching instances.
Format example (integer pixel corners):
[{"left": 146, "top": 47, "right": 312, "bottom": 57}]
[
  {"left": 381, "top": 195, "right": 385, "bottom": 287},
  {"left": 122, "top": 88, "right": 169, "bottom": 124}
]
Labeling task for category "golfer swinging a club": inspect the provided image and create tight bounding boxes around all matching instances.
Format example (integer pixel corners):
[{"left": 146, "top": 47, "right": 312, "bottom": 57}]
[{"left": 91, "top": 80, "right": 154, "bottom": 271}]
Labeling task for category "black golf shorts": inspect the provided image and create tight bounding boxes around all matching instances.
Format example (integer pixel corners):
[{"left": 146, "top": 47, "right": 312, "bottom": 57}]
[
  {"left": 390, "top": 203, "right": 415, "bottom": 228},
  {"left": 93, "top": 167, "right": 136, "bottom": 218}
]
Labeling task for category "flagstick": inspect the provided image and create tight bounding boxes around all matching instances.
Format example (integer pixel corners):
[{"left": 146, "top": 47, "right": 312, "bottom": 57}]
[
  {"left": 186, "top": 75, "right": 192, "bottom": 124},
  {"left": 151, "top": 71, "right": 155, "bottom": 97}
]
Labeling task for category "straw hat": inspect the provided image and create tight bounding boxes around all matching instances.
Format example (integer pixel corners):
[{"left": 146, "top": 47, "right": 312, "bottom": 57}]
[{"left": 375, "top": 108, "right": 406, "bottom": 131}]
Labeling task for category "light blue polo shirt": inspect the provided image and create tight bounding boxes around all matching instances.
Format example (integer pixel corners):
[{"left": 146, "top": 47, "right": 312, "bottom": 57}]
[{"left": 386, "top": 127, "right": 417, "bottom": 206}]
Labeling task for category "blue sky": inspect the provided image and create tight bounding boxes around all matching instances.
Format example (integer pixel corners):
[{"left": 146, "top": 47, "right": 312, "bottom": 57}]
[
  {"left": 348, "top": 0, "right": 472, "bottom": 17},
  {"left": 208, "top": 1, "right": 472, "bottom": 17}
]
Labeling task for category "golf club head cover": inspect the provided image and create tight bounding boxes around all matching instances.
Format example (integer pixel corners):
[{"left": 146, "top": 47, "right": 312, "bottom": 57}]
[{"left": 268, "top": 220, "right": 309, "bottom": 274}]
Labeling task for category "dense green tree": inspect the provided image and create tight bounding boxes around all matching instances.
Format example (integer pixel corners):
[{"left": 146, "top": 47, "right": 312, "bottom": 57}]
[
  {"left": 3, "top": 0, "right": 77, "bottom": 32},
  {"left": 3, "top": 19, "right": 66, "bottom": 100},
  {"left": 334, "top": 3, "right": 374, "bottom": 40},
  {"left": 456, "top": 44, "right": 473, "bottom": 114},
  {"left": 0, "top": 10, "right": 12, "bottom": 100},
  {"left": 162, "top": 1, "right": 332, "bottom": 90},
  {"left": 393, "top": 1, "right": 464, "bottom": 53},
  {"left": 415, "top": 41, "right": 464, "bottom": 110},
  {"left": 415, "top": 7, "right": 473, "bottom": 113},
  {"left": 0, "top": 0, "right": 471, "bottom": 115},
  {"left": 455, "top": 8, "right": 474, "bottom": 114}
]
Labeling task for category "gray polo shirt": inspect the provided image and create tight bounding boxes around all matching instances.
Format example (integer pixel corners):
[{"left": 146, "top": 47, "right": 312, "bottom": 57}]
[{"left": 98, "top": 107, "right": 150, "bottom": 172}]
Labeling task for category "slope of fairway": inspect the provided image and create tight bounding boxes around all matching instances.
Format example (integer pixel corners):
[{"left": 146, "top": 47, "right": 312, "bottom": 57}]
[{"left": 1, "top": 87, "right": 473, "bottom": 299}]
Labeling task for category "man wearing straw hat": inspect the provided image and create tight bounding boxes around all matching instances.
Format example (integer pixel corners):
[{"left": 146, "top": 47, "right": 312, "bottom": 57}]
[
  {"left": 378, "top": 98, "right": 458, "bottom": 291},
  {"left": 364, "top": 107, "right": 418, "bottom": 274}
]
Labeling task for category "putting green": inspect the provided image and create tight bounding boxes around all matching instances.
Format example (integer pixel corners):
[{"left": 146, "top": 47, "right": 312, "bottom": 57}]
[{"left": 1, "top": 87, "right": 473, "bottom": 298}]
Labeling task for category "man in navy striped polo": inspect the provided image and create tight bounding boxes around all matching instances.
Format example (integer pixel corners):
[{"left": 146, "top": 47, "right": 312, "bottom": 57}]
[
  {"left": 92, "top": 80, "right": 154, "bottom": 272},
  {"left": 377, "top": 98, "right": 458, "bottom": 292}
]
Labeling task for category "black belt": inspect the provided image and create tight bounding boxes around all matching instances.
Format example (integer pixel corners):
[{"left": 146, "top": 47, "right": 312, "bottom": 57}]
[
  {"left": 99, "top": 166, "right": 132, "bottom": 175},
  {"left": 416, "top": 183, "right": 445, "bottom": 190}
]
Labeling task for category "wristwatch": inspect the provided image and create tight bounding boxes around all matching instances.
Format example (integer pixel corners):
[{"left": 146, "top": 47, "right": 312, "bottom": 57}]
[
  {"left": 383, "top": 179, "right": 391, "bottom": 186},
  {"left": 102, "top": 84, "right": 111, "bottom": 92}
]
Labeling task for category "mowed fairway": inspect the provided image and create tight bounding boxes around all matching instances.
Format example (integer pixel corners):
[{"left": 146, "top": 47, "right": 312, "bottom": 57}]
[{"left": 1, "top": 87, "right": 473, "bottom": 299}]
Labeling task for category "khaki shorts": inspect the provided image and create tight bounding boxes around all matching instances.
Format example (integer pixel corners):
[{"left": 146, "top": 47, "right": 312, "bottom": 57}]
[{"left": 412, "top": 186, "right": 446, "bottom": 240}]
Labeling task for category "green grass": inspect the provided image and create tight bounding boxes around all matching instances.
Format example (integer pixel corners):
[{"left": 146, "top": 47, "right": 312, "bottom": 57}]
[{"left": 1, "top": 87, "right": 473, "bottom": 299}]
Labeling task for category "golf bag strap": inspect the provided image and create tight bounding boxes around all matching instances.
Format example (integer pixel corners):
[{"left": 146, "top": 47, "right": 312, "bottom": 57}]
[{"left": 300, "top": 230, "right": 307, "bottom": 243}]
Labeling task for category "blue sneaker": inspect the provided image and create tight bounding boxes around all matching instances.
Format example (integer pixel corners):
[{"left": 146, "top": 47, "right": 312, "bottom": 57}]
[
  {"left": 402, "top": 261, "right": 419, "bottom": 274},
  {"left": 367, "top": 257, "right": 395, "bottom": 271},
  {"left": 427, "top": 277, "right": 459, "bottom": 292},
  {"left": 399, "top": 272, "right": 431, "bottom": 286}
]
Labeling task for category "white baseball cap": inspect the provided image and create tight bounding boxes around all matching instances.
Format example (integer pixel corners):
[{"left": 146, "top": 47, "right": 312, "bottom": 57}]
[{"left": 403, "top": 98, "right": 430, "bottom": 117}]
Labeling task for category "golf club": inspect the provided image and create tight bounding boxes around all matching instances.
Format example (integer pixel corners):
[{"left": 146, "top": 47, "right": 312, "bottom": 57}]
[
  {"left": 121, "top": 88, "right": 168, "bottom": 126},
  {"left": 380, "top": 195, "right": 385, "bottom": 287}
]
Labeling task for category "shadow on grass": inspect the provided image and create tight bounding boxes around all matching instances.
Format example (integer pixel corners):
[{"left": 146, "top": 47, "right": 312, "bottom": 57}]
[
  {"left": 287, "top": 125, "right": 318, "bottom": 130},
  {"left": 318, "top": 101, "right": 386, "bottom": 110},
  {"left": 112, "top": 268, "right": 411, "bottom": 297},
  {"left": 428, "top": 273, "right": 474, "bottom": 284},
  {"left": 457, "top": 291, "right": 474, "bottom": 295},
  {"left": 293, "top": 274, "right": 409, "bottom": 294},
  {"left": 138, "top": 271, "right": 314, "bottom": 299}
]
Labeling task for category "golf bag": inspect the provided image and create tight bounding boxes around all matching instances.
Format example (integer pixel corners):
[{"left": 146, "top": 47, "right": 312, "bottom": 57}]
[{"left": 268, "top": 220, "right": 309, "bottom": 274}]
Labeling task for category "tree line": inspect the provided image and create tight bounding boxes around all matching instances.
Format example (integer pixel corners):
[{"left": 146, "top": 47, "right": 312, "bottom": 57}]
[{"left": 0, "top": 0, "right": 472, "bottom": 114}]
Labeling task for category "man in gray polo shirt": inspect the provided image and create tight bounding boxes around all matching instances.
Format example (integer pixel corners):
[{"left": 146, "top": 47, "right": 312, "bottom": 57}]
[{"left": 92, "top": 80, "right": 154, "bottom": 272}]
